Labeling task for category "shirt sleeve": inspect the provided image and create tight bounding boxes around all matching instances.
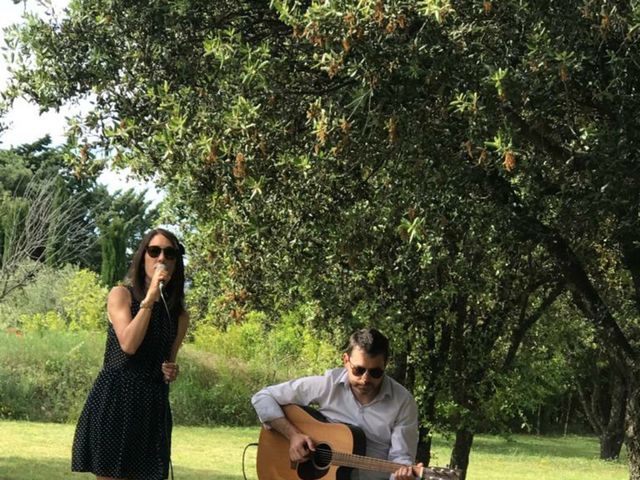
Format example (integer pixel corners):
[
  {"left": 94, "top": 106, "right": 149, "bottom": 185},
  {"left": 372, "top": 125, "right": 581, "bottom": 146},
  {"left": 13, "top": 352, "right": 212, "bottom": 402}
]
[
  {"left": 387, "top": 394, "right": 419, "bottom": 467},
  {"left": 251, "top": 374, "right": 332, "bottom": 424}
]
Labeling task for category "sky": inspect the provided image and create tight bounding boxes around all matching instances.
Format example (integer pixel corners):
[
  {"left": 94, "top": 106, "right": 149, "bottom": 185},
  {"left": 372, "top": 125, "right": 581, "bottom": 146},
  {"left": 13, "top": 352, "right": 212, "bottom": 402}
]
[{"left": 0, "top": 0, "right": 163, "bottom": 205}]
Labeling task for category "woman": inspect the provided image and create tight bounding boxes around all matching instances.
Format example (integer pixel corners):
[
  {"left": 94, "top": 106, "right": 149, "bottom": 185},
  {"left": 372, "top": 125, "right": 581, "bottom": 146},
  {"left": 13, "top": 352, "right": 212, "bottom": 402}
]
[{"left": 72, "top": 228, "right": 189, "bottom": 480}]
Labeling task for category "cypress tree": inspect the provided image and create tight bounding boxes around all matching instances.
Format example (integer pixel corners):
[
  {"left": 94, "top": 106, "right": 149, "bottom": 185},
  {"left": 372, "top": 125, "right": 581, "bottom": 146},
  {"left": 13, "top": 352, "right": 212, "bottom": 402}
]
[{"left": 100, "top": 218, "right": 127, "bottom": 287}]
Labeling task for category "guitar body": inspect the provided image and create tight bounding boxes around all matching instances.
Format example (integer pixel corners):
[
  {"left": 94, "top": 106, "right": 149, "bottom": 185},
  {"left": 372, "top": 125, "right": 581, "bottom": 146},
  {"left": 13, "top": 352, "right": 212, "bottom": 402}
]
[{"left": 257, "top": 405, "right": 366, "bottom": 480}]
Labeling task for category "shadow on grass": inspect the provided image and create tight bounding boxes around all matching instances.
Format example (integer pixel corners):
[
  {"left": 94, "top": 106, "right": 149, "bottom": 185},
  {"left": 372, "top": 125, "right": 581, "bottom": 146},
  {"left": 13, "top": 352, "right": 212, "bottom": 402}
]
[{"left": 0, "top": 456, "right": 255, "bottom": 480}]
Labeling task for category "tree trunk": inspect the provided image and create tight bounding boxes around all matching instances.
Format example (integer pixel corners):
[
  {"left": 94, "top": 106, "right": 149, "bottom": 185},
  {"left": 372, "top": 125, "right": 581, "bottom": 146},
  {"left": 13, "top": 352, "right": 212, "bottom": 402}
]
[
  {"left": 573, "top": 349, "right": 627, "bottom": 461},
  {"left": 601, "top": 431, "right": 625, "bottom": 461},
  {"left": 536, "top": 404, "right": 542, "bottom": 435},
  {"left": 450, "top": 429, "right": 474, "bottom": 480},
  {"left": 416, "top": 425, "right": 432, "bottom": 466},
  {"left": 626, "top": 377, "right": 640, "bottom": 480},
  {"left": 563, "top": 393, "right": 572, "bottom": 437},
  {"left": 601, "top": 376, "right": 627, "bottom": 461}
]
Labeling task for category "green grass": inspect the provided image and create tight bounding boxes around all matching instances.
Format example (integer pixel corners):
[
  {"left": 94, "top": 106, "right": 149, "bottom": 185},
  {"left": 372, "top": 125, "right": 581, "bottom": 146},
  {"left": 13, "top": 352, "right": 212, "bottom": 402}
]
[
  {"left": 0, "top": 420, "right": 259, "bottom": 480},
  {"left": 0, "top": 421, "right": 629, "bottom": 480},
  {"left": 469, "top": 434, "right": 628, "bottom": 479}
]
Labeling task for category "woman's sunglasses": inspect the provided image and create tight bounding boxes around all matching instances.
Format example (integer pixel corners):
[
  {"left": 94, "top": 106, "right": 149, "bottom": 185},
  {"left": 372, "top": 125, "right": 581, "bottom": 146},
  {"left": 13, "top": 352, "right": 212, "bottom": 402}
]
[
  {"left": 146, "top": 245, "right": 179, "bottom": 260},
  {"left": 348, "top": 361, "right": 385, "bottom": 379}
]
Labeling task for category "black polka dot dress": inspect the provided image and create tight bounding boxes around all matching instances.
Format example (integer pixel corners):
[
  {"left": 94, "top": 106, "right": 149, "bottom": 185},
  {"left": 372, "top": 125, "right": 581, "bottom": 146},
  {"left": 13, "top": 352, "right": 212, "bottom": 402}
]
[{"left": 72, "top": 288, "right": 177, "bottom": 479}]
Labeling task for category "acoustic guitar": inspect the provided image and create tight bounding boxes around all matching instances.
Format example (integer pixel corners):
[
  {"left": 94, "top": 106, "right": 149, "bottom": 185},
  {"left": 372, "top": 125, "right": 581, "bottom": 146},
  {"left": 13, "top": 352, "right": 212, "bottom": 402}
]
[{"left": 257, "top": 404, "right": 460, "bottom": 480}]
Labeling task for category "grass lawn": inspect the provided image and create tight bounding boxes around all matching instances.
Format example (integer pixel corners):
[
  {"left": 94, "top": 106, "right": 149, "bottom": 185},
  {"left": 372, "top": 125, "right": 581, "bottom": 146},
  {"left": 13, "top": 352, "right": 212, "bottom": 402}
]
[{"left": 0, "top": 420, "right": 629, "bottom": 480}]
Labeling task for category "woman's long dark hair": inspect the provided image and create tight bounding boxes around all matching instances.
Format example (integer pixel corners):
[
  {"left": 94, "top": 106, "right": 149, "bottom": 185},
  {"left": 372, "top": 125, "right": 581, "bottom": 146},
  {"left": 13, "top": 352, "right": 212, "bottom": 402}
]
[{"left": 126, "top": 228, "right": 186, "bottom": 319}]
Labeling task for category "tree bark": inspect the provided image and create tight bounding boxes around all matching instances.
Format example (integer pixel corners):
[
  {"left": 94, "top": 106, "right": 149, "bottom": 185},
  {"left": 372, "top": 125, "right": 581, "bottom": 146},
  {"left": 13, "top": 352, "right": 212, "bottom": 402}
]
[
  {"left": 503, "top": 281, "right": 565, "bottom": 370},
  {"left": 626, "top": 376, "right": 640, "bottom": 480},
  {"left": 450, "top": 429, "right": 474, "bottom": 480},
  {"left": 571, "top": 296, "right": 628, "bottom": 460}
]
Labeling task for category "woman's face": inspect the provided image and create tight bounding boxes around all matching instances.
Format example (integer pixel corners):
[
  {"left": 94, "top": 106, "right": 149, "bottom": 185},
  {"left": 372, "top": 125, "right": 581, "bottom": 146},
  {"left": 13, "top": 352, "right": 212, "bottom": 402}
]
[{"left": 144, "top": 233, "right": 177, "bottom": 286}]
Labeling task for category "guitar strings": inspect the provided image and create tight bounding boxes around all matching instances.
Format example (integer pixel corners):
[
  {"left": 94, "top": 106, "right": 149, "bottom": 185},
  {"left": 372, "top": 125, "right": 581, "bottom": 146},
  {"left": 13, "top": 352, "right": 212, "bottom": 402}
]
[{"left": 309, "top": 448, "right": 457, "bottom": 479}]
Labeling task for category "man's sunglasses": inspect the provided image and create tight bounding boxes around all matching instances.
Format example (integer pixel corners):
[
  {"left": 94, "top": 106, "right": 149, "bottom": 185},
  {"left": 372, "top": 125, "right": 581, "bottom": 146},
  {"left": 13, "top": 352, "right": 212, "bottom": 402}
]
[
  {"left": 348, "top": 361, "right": 385, "bottom": 379},
  {"left": 146, "top": 245, "right": 180, "bottom": 260}
]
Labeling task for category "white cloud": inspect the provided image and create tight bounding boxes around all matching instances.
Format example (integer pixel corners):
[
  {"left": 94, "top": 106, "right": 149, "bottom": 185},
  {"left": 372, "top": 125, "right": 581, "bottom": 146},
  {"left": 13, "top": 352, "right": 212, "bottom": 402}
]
[{"left": 1, "top": 98, "right": 79, "bottom": 147}]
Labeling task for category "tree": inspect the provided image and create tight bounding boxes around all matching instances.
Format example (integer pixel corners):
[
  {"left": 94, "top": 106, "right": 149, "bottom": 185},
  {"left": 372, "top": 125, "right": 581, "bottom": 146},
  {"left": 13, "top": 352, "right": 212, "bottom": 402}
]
[
  {"left": 100, "top": 216, "right": 127, "bottom": 287},
  {"left": 5, "top": 1, "right": 640, "bottom": 477},
  {"left": 0, "top": 138, "right": 158, "bottom": 276},
  {"left": 576, "top": 352, "right": 627, "bottom": 460},
  {"left": 92, "top": 186, "right": 159, "bottom": 282},
  {"left": 0, "top": 176, "right": 93, "bottom": 301}
]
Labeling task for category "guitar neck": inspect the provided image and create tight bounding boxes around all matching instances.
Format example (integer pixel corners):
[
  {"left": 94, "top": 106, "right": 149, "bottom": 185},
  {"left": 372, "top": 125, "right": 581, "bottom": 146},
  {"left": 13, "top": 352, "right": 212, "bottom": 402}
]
[{"left": 330, "top": 451, "right": 458, "bottom": 480}]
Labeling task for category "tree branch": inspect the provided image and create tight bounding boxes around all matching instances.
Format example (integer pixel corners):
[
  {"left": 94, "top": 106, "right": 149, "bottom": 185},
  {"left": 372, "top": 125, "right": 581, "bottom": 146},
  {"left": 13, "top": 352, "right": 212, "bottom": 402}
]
[{"left": 502, "top": 281, "right": 566, "bottom": 371}]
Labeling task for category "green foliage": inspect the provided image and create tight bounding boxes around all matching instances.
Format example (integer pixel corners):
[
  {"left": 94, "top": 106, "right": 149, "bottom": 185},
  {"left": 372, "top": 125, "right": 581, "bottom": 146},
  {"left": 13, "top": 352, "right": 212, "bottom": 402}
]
[
  {"left": 0, "top": 263, "right": 77, "bottom": 328},
  {"left": 0, "top": 322, "right": 336, "bottom": 426},
  {"left": 0, "top": 149, "right": 31, "bottom": 193},
  {"left": 18, "top": 311, "right": 67, "bottom": 333},
  {"left": 99, "top": 217, "right": 127, "bottom": 287},
  {"left": 62, "top": 269, "right": 108, "bottom": 331},
  {"left": 0, "top": 330, "right": 103, "bottom": 422},
  {"left": 0, "top": 264, "right": 107, "bottom": 332},
  {"left": 0, "top": 138, "right": 99, "bottom": 279},
  {"left": 0, "top": 138, "right": 157, "bottom": 276},
  {"left": 194, "top": 312, "right": 266, "bottom": 361},
  {"left": 93, "top": 187, "right": 159, "bottom": 276},
  {"left": 173, "top": 306, "right": 341, "bottom": 424},
  {"left": 193, "top": 306, "right": 340, "bottom": 378},
  {"left": 171, "top": 348, "right": 260, "bottom": 426}
]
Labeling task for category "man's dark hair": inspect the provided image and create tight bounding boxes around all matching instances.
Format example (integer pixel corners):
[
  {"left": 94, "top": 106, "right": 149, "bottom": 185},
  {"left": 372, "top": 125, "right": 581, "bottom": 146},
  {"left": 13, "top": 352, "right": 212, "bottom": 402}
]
[{"left": 345, "top": 328, "right": 390, "bottom": 362}]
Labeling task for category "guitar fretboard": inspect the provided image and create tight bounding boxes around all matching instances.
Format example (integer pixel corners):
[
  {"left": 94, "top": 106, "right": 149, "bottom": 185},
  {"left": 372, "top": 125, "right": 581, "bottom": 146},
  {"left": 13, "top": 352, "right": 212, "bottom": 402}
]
[{"left": 314, "top": 448, "right": 459, "bottom": 480}]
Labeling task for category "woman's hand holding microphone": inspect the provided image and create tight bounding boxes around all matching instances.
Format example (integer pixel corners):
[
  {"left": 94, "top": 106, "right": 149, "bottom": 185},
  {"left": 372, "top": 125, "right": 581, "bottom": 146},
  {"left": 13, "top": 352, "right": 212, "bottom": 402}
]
[{"left": 143, "top": 263, "right": 169, "bottom": 306}]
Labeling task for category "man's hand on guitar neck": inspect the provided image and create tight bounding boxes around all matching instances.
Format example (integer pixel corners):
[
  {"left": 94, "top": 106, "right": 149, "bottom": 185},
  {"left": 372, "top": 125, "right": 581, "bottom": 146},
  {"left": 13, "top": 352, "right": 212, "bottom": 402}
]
[
  {"left": 267, "top": 417, "right": 316, "bottom": 463},
  {"left": 394, "top": 462, "right": 424, "bottom": 480}
]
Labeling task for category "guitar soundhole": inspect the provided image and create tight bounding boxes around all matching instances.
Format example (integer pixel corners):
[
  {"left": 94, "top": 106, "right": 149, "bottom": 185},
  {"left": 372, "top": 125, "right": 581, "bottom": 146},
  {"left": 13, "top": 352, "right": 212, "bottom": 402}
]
[{"left": 312, "top": 443, "right": 332, "bottom": 470}]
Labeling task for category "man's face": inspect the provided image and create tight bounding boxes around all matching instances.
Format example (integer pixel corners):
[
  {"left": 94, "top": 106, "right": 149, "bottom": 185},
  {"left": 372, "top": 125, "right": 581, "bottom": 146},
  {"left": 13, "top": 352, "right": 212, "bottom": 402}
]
[{"left": 343, "top": 347, "right": 386, "bottom": 398}]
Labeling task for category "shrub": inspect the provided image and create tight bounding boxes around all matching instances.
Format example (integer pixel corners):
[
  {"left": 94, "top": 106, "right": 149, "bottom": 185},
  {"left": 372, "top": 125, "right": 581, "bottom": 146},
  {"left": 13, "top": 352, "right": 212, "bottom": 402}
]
[
  {"left": 62, "top": 269, "right": 108, "bottom": 331},
  {"left": 170, "top": 348, "right": 259, "bottom": 426},
  {"left": 0, "top": 263, "right": 77, "bottom": 329},
  {"left": 2, "top": 265, "right": 107, "bottom": 332},
  {"left": 192, "top": 304, "right": 341, "bottom": 395},
  {"left": 1, "top": 302, "right": 340, "bottom": 426},
  {"left": 19, "top": 311, "right": 67, "bottom": 333},
  {"left": 0, "top": 330, "right": 103, "bottom": 422},
  {"left": 193, "top": 311, "right": 267, "bottom": 362}
]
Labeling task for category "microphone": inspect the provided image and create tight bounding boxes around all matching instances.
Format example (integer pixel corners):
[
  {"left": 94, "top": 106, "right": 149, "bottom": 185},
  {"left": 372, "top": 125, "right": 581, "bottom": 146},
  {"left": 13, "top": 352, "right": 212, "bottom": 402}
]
[{"left": 155, "top": 263, "right": 167, "bottom": 292}]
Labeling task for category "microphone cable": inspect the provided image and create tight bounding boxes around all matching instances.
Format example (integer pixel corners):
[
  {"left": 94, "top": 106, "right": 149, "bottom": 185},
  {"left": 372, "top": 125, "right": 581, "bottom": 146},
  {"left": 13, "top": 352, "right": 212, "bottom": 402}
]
[
  {"left": 161, "top": 285, "right": 258, "bottom": 480},
  {"left": 160, "top": 286, "right": 175, "bottom": 480},
  {"left": 242, "top": 443, "right": 259, "bottom": 480}
]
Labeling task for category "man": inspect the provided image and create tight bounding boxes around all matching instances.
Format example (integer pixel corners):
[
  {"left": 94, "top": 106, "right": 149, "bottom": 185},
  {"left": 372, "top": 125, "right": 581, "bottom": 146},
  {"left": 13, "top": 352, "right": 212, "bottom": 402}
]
[{"left": 252, "top": 328, "right": 422, "bottom": 480}]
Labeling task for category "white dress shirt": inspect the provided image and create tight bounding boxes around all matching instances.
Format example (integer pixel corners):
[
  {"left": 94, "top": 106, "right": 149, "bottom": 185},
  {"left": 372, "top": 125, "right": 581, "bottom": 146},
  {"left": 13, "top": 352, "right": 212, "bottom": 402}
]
[{"left": 251, "top": 367, "right": 419, "bottom": 480}]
